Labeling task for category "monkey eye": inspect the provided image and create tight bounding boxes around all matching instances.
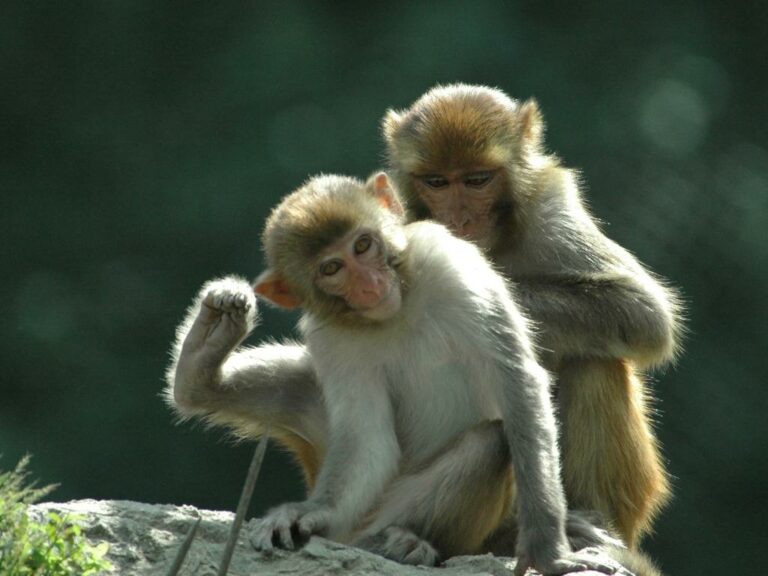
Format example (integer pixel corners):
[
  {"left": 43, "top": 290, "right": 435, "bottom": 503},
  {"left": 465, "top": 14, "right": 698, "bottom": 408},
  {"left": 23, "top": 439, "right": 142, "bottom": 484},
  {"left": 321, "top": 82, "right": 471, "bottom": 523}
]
[
  {"left": 320, "top": 260, "right": 343, "bottom": 276},
  {"left": 464, "top": 172, "right": 494, "bottom": 187},
  {"left": 354, "top": 234, "right": 373, "bottom": 255},
  {"left": 422, "top": 175, "right": 449, "bottom": 189}
]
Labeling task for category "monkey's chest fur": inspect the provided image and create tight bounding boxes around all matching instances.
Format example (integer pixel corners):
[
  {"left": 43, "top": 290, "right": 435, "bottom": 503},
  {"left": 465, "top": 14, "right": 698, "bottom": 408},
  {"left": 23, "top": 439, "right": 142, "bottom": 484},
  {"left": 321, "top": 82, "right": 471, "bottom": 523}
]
[
  {"left": 304, "top": 302, "right": 504, "bottom": 471},
  {"left": 388, "top": 356, "right": 501, "bottom": 468}
]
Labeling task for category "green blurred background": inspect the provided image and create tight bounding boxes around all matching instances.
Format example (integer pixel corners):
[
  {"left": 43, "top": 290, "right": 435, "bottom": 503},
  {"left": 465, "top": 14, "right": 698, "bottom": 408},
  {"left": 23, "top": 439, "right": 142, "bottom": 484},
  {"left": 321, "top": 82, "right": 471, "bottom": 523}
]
[{"left": 2, "top": 2, "right": 766, "bottom": 574}]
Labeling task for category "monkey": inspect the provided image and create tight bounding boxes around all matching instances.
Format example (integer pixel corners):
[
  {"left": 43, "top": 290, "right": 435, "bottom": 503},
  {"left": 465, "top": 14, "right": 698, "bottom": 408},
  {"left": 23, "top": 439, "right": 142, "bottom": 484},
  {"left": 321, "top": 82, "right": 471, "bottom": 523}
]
[
  {"left": 167, "top": 172, "right": 618, "bottom": 575},
  {"left": 381, "top": 83, "right": 684, "bottom": 549}
]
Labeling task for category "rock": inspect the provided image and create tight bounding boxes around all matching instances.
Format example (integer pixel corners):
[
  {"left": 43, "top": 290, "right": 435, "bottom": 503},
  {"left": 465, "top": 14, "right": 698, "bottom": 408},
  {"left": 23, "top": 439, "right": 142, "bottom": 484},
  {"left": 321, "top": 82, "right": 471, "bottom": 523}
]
[{"left": 29, "top": 500, "right": 631, "bottom": 576}]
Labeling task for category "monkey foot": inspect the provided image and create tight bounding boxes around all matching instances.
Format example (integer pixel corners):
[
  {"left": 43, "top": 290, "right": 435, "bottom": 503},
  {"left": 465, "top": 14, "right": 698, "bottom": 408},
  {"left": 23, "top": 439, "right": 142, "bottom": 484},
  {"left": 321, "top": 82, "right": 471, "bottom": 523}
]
[{"left": 354, "top": 526, "right": 440, "bottom": 566}]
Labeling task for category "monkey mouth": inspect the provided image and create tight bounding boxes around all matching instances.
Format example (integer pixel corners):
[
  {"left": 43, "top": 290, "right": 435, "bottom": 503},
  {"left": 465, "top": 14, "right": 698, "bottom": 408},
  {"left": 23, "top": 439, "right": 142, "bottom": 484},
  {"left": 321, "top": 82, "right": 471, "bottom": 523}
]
[
  {"left": 357, "top": 286, "right": 402, "bottom": 321},
  {"left": 354, "top": 287, "right": 392, "bottom": 311}
]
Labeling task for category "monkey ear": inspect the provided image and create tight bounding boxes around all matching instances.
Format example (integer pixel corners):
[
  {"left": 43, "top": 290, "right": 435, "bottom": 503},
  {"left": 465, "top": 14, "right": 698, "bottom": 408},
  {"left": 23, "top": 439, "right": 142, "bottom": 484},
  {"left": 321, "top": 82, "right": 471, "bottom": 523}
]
[
  {"left": 368, "top": 172, "right": 405, "bottom": 216},
  {"left": 381, "top": 109, "right": 404, "bottom": 144},
  {"left": 253, "top": 270, "right": 302, "bottom": 309},
  {"left": 517, "top": 98, "right": 545, "bottom": 148}
]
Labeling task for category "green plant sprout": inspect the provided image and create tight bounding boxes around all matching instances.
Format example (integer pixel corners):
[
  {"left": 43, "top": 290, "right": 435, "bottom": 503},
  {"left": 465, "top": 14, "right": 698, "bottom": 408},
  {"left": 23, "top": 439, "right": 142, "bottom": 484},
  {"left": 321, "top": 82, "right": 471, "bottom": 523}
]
[{"left": 0, "top": 455, "right": 112, "bottom": 576}]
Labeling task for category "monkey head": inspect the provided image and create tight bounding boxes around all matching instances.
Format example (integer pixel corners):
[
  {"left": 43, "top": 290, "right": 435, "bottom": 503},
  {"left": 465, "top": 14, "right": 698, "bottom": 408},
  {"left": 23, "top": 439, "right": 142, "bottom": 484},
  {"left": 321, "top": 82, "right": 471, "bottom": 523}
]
[
  {"left": 383, "top": 84, "right": 548, "bottom": 252},
  {"left": 255, "top": 173, "right": 408, "bottom": 325}
]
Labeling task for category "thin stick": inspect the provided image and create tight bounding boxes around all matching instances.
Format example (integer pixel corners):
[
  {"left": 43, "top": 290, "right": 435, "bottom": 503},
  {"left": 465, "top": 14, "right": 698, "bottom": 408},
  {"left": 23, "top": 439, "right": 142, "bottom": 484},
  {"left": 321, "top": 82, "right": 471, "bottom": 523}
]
[
  {"left": 217, "top": 431, "right": 270, "bottom": 576},
  {"left": 165, "top": 515, "right": 201, "bottom": 576}
]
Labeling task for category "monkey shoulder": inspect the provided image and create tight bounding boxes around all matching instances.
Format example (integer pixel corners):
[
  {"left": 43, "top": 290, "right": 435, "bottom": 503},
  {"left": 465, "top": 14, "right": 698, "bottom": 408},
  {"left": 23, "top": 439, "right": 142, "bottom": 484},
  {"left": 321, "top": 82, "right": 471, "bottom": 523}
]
[
  {"left": 404, "top": 221, "right": 503, "bottom": 289},
  {"left": 402, "top": 221, "right": 518, "bottom": 336},
  {"left": 496, "top": 166, "right": 633, "bottom": 276}
]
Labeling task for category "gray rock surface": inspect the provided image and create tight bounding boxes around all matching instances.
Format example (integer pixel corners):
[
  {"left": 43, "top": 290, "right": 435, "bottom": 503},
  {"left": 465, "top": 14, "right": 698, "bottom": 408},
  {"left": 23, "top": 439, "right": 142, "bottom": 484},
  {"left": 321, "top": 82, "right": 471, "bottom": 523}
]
[{"left": 30, "top": 500, "right": 628, "bottom": 576}]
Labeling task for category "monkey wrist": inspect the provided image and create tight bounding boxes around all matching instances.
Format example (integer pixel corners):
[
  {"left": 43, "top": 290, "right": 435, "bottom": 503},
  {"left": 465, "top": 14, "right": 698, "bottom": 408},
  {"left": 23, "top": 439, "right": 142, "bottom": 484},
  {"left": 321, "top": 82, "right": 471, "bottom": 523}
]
[
  {"left": 304, "top": 491, "right": 335, "bottom": 509},
  {"left": 516, "top": 524, "right": 571, "bottom": 563}
]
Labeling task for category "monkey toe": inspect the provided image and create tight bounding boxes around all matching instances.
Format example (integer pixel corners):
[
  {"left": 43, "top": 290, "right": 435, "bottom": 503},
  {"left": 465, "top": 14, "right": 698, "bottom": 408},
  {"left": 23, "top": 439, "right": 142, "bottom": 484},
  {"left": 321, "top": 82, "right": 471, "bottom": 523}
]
[
  {"left": 251, "top": 520, "right": 297, "bottom": 552},
  {"left": 566, "top": 512, "right": 624, "bottom": 551},
  {"left": 524, "top": 555, "right": 617, "bottom": 576},
  {"left": 363, "top": 526, "right": 439, "bottom": 566},
  {"left": 297, "top": 509, "right": 330, "bottom": 537},
  {"left": 570, "top": 548, "right": 623, "bottom": 574},
  {"left": 249, "top": 525, "right": 275, "bottom": 554},
  {"left": 401, "top": 540, "right": 439, "bottom": 566}
]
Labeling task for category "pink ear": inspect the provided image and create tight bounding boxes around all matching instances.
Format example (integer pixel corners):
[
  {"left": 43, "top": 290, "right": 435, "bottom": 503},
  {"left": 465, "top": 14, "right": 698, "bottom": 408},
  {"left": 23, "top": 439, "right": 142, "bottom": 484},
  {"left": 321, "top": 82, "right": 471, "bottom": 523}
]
[
  {"left": 253, "top": 270, "right": 302, "bottom": 309},
  {"left": 371, "top": 172, "right": 404, "bottom": 216}
]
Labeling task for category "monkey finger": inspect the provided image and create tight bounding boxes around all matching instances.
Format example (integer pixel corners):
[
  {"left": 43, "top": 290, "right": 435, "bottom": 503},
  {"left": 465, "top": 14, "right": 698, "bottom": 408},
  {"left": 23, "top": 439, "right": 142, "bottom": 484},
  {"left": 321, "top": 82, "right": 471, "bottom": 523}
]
[
  {"left": 513, "top": 559, "right": 530, "bottom": 576},
  {"left": 297, "top": 511, "right": 328, "bottom": 536},
  {"left": 513, "top": 557, "right": 566, "bottom": 576},
  {"left": 536, "top": 560, "right": 586, "bottom": 576},
  {"left": 230, "top": 294, "right": 250, "bottom": 312},
  {"left": 200, "top": 296, "right": 224, "bottom": 319},
  {"left": 540, "top": 558, "right": 616, "bottom": 575},
  {"left": 401, "top": 541, "right": 439, "bottom": 566},
  {"left": 249, "top": 525, "right": 275, "bottom": 554},
  {"left": 220, "top": 294, "right": 239, "bottom": 312},
  {"left": 233, "top": 292, "right": 250, "bottom": 310},
  {"left": 278, "top": 522, "right": 295, "bottom": 550},
  {"left": 568, "top": 547, "right": 623, "bottom": 574}
]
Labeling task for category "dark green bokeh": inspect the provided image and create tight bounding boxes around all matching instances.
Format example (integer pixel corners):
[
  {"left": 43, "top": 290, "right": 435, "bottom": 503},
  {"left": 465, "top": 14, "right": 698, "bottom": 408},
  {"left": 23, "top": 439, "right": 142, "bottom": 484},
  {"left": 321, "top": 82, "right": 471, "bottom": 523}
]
[{"left": 2, "top": 3, "right": 766, "bottom": 575}]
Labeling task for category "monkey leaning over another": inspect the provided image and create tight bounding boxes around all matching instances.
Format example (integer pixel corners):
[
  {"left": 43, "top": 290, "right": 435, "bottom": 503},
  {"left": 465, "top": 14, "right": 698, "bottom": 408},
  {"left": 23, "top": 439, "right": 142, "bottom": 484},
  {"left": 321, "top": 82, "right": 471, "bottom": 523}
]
[
  {"left": 383, "top": 84, "right": 684, "bottom": 549},
  {"left": 168, "top": 173, "right": 619, "bottom": 576}
]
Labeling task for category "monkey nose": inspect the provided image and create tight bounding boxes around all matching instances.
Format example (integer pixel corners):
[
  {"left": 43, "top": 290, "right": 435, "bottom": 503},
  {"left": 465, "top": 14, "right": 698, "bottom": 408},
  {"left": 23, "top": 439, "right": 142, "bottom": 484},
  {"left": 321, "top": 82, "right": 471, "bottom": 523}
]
[
  {"left": 362, "top": 280, "right": 385, "bottom": 298},
  {"left": 357, "top": 272, "right": 386, "bottom": 300},
  {"left": 451, "top": 215, "right": 472, "bottom": 235}
]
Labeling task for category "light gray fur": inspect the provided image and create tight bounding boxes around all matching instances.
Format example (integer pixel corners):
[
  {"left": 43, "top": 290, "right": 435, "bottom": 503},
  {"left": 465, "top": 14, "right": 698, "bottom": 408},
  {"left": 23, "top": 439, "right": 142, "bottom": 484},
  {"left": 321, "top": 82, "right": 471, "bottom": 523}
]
[
  {"left": 494, "top": 166, "right": 683, "bottom": 370},
  {"left": 166, "top": 276, "right": 326, "bottom": 455}
]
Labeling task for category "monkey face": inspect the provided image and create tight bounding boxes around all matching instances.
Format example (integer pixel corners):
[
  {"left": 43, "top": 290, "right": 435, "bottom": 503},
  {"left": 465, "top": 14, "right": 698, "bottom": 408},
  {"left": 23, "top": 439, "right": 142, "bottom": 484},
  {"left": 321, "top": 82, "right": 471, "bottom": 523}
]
[
  {"left": 314, "top": 228, "right": 402, "bottom": 321},
  {"left": 411, "top": 168, "right": 504, "bottom": 250},
  {"left": 256, "top": 173, "right": 407, "bottom": 325}
]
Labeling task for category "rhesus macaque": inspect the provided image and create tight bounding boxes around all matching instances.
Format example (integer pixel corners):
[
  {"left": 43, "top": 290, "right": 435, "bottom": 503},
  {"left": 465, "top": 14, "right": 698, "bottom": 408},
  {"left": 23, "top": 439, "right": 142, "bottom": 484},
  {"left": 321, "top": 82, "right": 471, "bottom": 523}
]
[
  {"left": 168, "top": 173, "right": 616, "bottom": 575},
  {"left": 382, "top": 84, "right": 683, "bottom": 548}
]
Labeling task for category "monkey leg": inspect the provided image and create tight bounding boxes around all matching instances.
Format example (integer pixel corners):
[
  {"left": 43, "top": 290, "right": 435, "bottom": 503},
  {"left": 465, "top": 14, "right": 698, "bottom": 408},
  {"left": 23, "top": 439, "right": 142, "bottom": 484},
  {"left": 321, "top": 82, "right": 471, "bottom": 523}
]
[
  {"left": 558, "top": 358, "right": 670, "bottom": 548},
  {"left": 354, "top": 420, "right": 513, "bottom": 563}
]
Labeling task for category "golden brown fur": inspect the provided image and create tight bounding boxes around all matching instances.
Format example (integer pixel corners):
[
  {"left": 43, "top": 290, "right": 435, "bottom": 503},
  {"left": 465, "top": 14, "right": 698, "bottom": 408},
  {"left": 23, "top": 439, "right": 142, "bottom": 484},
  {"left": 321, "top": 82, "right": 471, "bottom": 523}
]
[{"left": 558, "top": 358, "right": 670, "bottom": 546}]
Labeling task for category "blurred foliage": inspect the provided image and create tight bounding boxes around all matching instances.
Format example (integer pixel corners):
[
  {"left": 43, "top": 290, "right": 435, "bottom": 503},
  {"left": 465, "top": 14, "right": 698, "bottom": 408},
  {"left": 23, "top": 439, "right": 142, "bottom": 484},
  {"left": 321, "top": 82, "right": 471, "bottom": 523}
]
[
  {"left": 1, "top": 2, "right": 766, "bottom": 575},
  {"left": 0, "top": 456, "right": 112, "bottom": 575}
]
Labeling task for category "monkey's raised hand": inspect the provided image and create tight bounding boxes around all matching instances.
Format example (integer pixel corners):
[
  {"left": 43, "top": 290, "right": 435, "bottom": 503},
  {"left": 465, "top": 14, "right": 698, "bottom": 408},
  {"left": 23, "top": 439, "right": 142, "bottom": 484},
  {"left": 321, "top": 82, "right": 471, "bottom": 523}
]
[
  {"left": 180, "top": 277, "right": 258, "bottom": 362},
  {"left": 250, "top": 500, "right": 334, "bottom": 554}
]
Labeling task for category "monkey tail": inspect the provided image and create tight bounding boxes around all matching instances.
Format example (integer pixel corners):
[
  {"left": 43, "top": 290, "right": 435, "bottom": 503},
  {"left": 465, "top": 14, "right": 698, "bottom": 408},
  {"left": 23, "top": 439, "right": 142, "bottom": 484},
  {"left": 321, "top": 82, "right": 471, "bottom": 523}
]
[{"left": 558, "top": 358, "right": 671, "bottom": 548}]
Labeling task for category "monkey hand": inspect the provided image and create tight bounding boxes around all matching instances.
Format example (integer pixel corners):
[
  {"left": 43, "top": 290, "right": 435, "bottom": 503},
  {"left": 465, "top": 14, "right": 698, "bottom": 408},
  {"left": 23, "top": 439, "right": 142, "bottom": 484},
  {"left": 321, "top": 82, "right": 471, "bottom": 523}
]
[
  {"left": 250, "top": 500, "right": 334, "bottom": 554},
  {"left": 183, "top": 277, "right": 258, "bottom": 361},
  {"left": 565, "top": 510, "right": 625, "bottom": 552},
  {"left": 515, "top": 538, "right": 618, "bottom": 576}
]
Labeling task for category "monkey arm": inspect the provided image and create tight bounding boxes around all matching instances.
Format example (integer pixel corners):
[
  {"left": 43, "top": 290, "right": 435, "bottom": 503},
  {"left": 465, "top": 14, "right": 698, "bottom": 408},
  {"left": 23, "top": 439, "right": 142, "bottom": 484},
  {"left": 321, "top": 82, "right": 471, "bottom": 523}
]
[
  {"left": 307, "top": 373, "right": 401, "bottom": 537},
  {"left": 509, "top": 168, "right": 683, "bottom": 369},
  {"left": 176, "top": 343, "right": 325, "bottom": 446},
  {"left": 166, "top": 277, "right": 326, "bottom": 450},
  {"left": 513, "top": 272, "right": 681, "bottom": 369},
  {"left": 251, "top": 372, "right": 400, "bottom": 549},
  {"left": 495, "top": 356, "right": 571, "bottom": 571},
  {"left": 485, "top": 298, "right": 616, "bottom": 575}
]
